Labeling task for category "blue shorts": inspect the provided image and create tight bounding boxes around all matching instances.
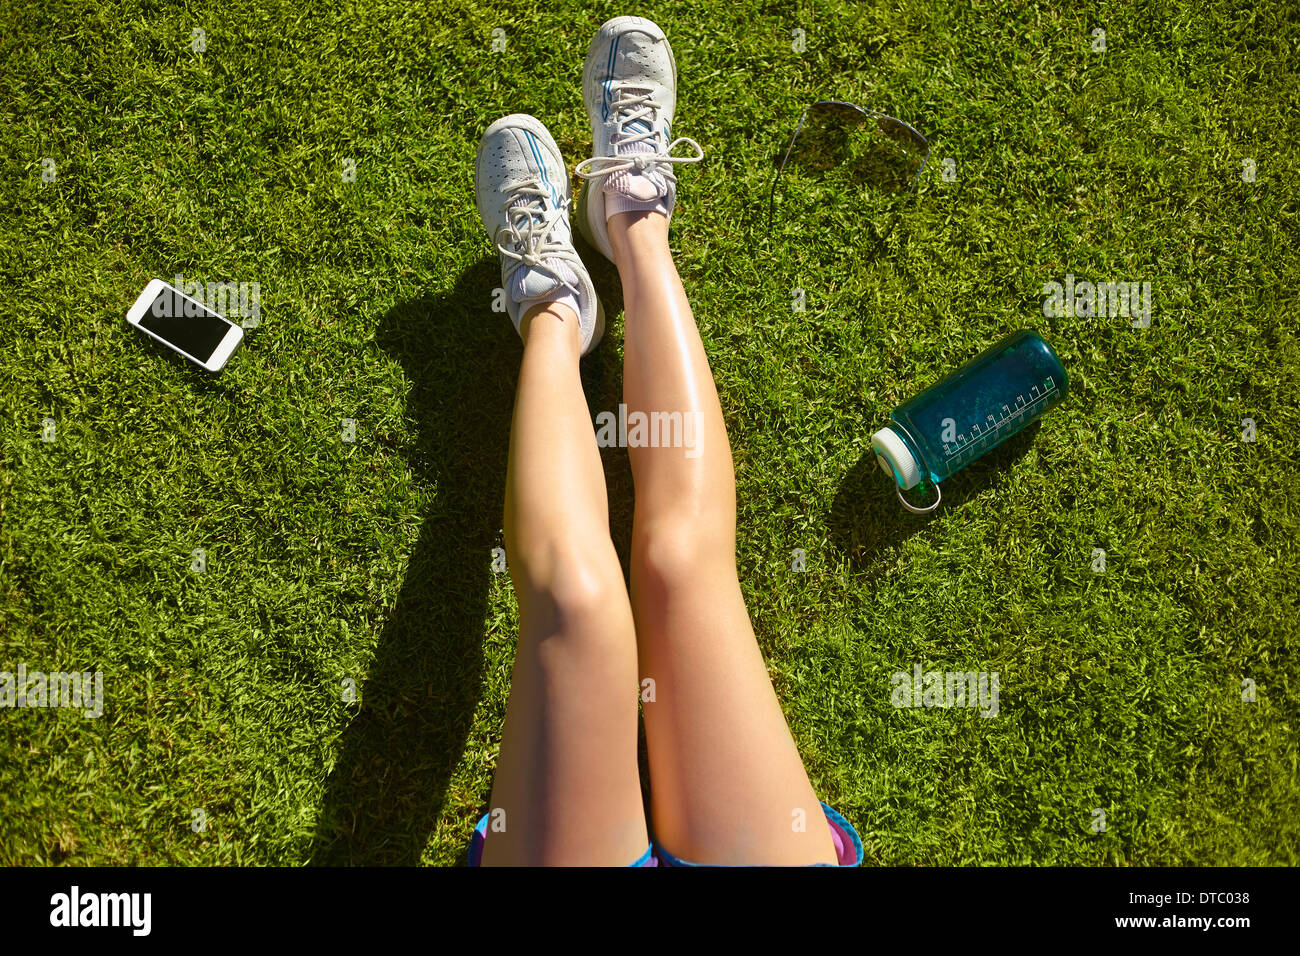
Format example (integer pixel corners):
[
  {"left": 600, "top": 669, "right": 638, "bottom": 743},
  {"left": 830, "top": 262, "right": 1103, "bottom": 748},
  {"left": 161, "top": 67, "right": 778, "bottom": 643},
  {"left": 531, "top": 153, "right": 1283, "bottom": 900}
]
[{"left": 467, "top": 801, "right": 862, "bottom": 867}]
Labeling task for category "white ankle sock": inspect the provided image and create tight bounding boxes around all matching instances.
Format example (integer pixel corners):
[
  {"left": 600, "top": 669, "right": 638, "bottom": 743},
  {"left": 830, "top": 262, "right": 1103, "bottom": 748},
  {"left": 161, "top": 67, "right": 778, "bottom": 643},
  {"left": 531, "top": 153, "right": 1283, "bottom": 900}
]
[
  {"left": 602, "top": 123, "right": 675, "bottom": 222},
  {"left": 523, "top": 289, "right": 580, "bottom": 321},
  {"left": 605, "top": 187, "right": 673, "bottom": 221}
]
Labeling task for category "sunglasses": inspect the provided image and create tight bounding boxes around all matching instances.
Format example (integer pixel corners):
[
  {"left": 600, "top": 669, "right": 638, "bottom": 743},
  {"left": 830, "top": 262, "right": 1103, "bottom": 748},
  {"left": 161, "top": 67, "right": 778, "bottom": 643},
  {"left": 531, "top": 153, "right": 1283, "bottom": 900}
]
[{"left": 767, "top": 99, "right": 931, "bottom": 227}]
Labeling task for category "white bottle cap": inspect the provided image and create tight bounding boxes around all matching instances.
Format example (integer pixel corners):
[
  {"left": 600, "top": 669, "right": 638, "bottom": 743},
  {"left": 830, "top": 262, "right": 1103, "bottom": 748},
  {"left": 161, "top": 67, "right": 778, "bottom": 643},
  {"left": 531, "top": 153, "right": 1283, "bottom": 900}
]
[{"left": 871, "top": 426, "right": 922, "bottom": 489}]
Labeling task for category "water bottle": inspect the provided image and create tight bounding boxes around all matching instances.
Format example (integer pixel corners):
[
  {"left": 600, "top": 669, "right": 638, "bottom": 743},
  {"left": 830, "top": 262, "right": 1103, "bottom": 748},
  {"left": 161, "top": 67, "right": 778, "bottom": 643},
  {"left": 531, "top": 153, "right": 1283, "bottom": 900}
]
[{"left": 871, "top": 329, "right": 1068, "bottom": 513}]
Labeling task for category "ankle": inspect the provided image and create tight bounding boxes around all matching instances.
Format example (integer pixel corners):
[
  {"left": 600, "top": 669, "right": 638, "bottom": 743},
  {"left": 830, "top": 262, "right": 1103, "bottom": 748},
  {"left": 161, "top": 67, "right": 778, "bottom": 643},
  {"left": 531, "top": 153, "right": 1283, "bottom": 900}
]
[
  {"left": 608, "top": 210, "right": 671, "bottom": 270},
  {"left": 520, "top": 300, "right": 582, "bottom": 355}
]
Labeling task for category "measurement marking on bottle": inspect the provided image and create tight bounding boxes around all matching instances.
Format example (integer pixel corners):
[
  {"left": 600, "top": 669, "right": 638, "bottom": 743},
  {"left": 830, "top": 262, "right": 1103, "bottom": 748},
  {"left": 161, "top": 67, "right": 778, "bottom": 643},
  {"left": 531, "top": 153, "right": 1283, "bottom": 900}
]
[{"left": 943, "top": 378, "right": 1058, "bottom": 460}]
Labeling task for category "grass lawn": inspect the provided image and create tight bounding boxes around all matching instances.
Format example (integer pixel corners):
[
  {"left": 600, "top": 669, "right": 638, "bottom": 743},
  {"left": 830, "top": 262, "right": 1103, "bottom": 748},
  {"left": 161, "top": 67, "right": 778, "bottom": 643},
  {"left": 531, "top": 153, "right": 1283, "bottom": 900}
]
[{"left": 1, "top": 0, "right": 1296, "bottom": 866}]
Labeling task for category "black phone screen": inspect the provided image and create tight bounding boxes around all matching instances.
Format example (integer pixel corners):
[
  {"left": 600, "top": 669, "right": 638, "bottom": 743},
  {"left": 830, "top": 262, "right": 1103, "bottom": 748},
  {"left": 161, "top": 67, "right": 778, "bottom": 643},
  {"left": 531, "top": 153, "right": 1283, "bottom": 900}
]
[{"left": 138, "top": 287, "right": 232, "bottom": 361}]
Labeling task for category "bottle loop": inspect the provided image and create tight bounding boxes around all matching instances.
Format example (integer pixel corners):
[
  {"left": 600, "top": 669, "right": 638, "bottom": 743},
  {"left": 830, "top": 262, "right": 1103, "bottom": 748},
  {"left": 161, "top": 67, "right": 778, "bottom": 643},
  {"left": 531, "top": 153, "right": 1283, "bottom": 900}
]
[
  {"left": 881, "top": 457, "right": 942, "bottom": 514},
  {"left": 897, "top": 481, "right": 941, "bottom": 514}
]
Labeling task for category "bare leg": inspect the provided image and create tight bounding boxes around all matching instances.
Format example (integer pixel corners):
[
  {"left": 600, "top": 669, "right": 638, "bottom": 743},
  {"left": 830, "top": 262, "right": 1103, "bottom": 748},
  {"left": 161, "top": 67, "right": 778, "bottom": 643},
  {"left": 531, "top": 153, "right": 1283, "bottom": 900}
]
[
  {"left": 610, "top": 211, "right": 838, "bottom": 865},
  {"left": 481, "top": 301, "right": 648, "bottom": 865}
]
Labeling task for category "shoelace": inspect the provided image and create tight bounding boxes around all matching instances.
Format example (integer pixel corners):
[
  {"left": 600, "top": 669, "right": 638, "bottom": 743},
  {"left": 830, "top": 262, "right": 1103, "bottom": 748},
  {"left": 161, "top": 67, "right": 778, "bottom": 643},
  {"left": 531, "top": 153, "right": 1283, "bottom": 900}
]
[
  {"left": 494, "top": 178, "right": 583, "bottom": 296},
  {"left": 574, "top": 84, "right": 704, "bottom": 182}
]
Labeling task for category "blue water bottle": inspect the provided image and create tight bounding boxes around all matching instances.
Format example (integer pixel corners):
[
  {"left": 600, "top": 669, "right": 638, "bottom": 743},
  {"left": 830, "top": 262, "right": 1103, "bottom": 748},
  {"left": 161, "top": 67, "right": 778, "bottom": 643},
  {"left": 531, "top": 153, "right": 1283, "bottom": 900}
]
[{"left": 871, "top": 329, "right": 1068, "bottom": 513}]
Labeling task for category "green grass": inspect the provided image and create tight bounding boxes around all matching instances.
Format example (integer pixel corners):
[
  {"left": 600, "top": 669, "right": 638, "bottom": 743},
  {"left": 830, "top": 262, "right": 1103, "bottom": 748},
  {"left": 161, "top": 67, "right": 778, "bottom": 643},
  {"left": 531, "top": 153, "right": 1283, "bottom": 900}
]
[{"left": 1, "top": 0, "right": 1297, "bottom": 866}]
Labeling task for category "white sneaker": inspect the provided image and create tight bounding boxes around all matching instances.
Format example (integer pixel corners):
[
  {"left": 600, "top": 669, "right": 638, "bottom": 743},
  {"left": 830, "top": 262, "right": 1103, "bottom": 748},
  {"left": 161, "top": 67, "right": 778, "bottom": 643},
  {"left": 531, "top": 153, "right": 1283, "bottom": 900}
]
[
  {"left": 575, "top": 16, "right": 704, "bottom": 261},
  {"left": 475, "top": 113, "right": 604, "bottom": 355}
]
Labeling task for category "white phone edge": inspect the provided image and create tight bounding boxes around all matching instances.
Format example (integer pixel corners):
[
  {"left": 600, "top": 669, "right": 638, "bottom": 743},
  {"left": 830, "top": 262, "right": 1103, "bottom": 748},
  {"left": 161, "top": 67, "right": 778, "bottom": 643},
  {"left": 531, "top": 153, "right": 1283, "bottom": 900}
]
[{"left": 126, "top": 278, "right": 245, "bottom": 372}]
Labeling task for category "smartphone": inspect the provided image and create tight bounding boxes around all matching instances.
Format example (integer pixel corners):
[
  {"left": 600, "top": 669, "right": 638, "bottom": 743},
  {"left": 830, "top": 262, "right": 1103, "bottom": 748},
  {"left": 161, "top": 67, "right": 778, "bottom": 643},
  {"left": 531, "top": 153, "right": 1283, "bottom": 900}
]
[{"left": 126, "top": 279, "right": 244, "bottom": 372}]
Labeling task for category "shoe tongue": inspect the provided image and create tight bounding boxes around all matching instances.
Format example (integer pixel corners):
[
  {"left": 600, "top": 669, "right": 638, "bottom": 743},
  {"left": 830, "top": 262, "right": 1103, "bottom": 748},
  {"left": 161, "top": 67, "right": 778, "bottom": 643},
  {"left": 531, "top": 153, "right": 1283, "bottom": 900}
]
[
  {"left": 610, "top": 119, "right": 668, "bottom": 200},
  {"left": 512, "top": 258, "right": 577, "bottom": 302},
  {"left": 506, "top": 195, "right": 578, "bottom": 301},
  {"left": 614, "top": 166, "right": 667, "bottom": 200}
]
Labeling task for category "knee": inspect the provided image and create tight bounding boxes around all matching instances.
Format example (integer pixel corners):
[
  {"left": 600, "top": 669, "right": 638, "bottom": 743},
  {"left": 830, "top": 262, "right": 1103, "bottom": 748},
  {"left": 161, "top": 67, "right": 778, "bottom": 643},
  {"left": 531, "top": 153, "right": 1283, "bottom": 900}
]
[
  {"left": 631, "top": 518, "right": 734, "bottom": 598},
  {"left": 511, "top": 539, "right": 624, "bottom": 629}
]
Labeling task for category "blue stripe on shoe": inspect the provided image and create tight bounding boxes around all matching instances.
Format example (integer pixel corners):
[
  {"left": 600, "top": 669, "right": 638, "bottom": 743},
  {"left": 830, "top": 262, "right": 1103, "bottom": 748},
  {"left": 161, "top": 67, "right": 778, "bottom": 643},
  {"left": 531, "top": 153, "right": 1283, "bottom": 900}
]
[
  {"left": 522, "top": 131, "right": 544, "bottom": 194},
  {"left": 602, "top": 35, "right": 621, "bottom": 121},
  {"left": 523, "top": 129, "right": 558, "bottom": 206}
]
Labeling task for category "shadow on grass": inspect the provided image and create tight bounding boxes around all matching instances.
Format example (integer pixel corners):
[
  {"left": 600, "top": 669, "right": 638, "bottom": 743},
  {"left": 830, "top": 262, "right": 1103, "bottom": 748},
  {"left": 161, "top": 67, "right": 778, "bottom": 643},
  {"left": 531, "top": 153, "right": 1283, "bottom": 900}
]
[
  {"left": 130, "top": 323, "right": 248, "bottom": 393},
  {"left": 307, "top": 252, "right": 640, "bottom": 864},
  {"left": 307, "top": 256, "right": 518, "bottom": 865},
  {"left": 829, "top": 422, "right": 1041, "bottom": 578},
  {"left": 780, "top": 115, "right": 925, "bottom": 191},
  {"left": 765, "top": 104, "right": 927, "bottom": 227}
]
